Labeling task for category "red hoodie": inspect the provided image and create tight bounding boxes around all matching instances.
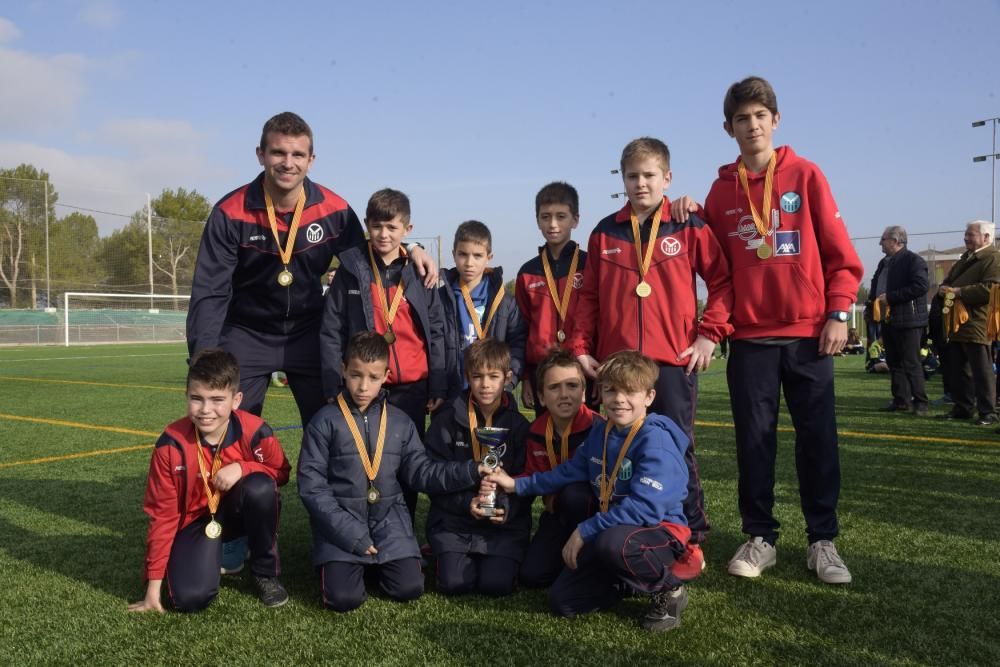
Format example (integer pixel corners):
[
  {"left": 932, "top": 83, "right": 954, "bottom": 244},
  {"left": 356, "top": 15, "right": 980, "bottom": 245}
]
[{"left": 703, "top": 146, "right": 863, "bottom": 340}]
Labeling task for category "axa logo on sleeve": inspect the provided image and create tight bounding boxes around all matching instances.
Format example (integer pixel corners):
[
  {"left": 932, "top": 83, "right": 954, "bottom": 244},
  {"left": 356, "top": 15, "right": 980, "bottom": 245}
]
[{"left": 774, "top": 230, "right": 800, "bottom": 256}]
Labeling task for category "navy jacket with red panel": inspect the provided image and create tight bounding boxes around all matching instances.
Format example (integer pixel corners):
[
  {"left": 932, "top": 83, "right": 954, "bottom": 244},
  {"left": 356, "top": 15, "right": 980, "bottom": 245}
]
[
  {"left": 569, "top": 198, "right": 733, "bottom": 366},
  {"left": 186, "top": 173, "right": 364, "bottom": 355},
  {"left": 319, "top": 243, "right": 447, "bottom": 400},
  {"left": 515, "top": 241, "right": 588, "bottom": 373},
  {"left": 521, "top": 404, "right": 598, "bottom": 477},
  {"left": 142, "top": 410, "right": 290, "bottom": 580}
]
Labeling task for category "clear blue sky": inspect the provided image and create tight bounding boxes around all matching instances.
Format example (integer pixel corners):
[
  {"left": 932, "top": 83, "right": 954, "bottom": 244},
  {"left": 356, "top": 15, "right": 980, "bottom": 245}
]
[{"left": 2, "top": 0, "right": 998, "bottom": 279}]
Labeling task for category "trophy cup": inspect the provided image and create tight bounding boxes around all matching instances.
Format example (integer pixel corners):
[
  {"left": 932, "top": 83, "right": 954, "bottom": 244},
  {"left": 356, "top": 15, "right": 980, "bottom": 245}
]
[{"left": 475, "top": 426, "right": 509, "bottom": 517}]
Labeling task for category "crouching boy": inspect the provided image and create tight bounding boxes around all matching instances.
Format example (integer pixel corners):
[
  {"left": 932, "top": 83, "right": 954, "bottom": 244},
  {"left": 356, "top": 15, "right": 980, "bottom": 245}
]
[
  {"left": 487, "top": 350, "right": 695, "bottom": 632},
  {"left": 298, "top": 332, "right": 490, "bottom": 612},
  {"left": 129, "top": 348, "right": 291, "bottom": 613}
]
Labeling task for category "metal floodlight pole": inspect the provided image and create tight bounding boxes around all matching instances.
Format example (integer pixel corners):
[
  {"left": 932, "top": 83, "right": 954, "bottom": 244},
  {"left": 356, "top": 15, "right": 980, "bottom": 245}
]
[
  {"left": 973, "top": 117, "right": 1000, "bottom": 224},
  {"left": 147, "top": 192, "right": 154, "bottom": 307},
  {"left": 44, "top": 177, "right": 50, "bottom": 307}
]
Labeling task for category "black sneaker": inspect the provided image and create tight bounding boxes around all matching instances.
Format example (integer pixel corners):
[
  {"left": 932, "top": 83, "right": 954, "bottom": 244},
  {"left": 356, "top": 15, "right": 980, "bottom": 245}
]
[
  {"left": 975, "top": 414, "right": 999, "bottom": 426},
  {"left": 253, "top": 575, "right": 289, "bottom": 608},
  {"left": 912, "top": 404, "right": 929, "bottom": 417},
  {"left": 641, "top": 585, "right": 688, "bottom": 632},
  {"left": 879, "top": 402, "right": 909, "bottom": 412}
]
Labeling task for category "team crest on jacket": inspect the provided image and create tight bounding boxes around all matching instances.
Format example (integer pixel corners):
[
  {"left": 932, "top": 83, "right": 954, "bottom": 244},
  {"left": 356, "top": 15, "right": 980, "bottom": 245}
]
[
  {"left": 572, "top": 271, "right": 584, "bottom": 289},
  {"left": 780, "top": 192, "right": 801, "bottom": 213},
  {"left": 619, "top": 457, "right": 633, "bottom": 480},
  {"left": 774, "top": 230, "right": 800, "bottom": 256},
  {"left": 660, "top": 237, "right": 682, "bottom": 257},
  {"left": 306, "top": 223, "right": 324, "bottom": 243}
]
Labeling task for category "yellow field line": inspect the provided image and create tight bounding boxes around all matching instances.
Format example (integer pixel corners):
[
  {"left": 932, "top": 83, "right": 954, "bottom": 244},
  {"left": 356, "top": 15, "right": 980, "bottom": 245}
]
[
  {"left": 0, "top": 412, "right": 159, "bottom": 437},
  {"left": 0, "top": 444, "right": 152, "bottom": 468},
  {"left": 695, "top": 420, "right": 999, "bottom": 448}
]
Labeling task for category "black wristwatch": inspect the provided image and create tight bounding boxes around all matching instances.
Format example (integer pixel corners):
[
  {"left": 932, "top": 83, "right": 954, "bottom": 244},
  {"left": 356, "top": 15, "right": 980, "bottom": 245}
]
[{"left": 828, "top": 311, "right": 850, "bottom": 322}]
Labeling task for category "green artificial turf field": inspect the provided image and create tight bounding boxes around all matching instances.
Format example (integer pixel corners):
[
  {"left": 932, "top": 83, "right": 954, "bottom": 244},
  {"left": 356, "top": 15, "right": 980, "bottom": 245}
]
[{"left": 0, "top": 343, "right": 997, "bottom": 666}]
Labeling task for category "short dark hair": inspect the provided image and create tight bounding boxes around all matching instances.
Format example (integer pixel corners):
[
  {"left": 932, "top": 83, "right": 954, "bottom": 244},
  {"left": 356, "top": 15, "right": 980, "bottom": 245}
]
[
  {"left": 464, "top": 338, "right": 511, "bottom": 376},
  {"left": 597, "top": 350, "right": 658, "bottom": 394},
  {"left": 620, "top": 137, "right": 670, "bottom": 173},
  {"left": 535, "top": 347, "right": 585, "bottom": 390},
  {"left": 259, "top": 112, "right": 314, "bottom": 155},
  {"left": 453, "top": 220, "right": 493, "bottom": 253},
  {"left": 345, "top": 331, "right": 390, "bottom": 365},
  {"left": 187, "top": 348, "right": 240, "bottom": 392},
  {"left": 535, "top": 182, "right": 580, "bottom": 218},
  {"left": 723, "top": 76, "right": 779, "bottom": 126},
  {"left": 366, "top": 188, "right": 411, "bottom": 225}
]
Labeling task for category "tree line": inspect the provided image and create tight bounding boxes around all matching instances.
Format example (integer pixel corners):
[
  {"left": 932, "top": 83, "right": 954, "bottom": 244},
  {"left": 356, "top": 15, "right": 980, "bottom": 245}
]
[{"left": 0, "top": 163, "right": 210, "bottom": 308}]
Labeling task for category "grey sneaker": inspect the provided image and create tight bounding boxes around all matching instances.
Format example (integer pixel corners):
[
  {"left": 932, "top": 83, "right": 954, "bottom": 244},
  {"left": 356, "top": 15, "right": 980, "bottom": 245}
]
[
  {"left": 727, "top": 537, "right": 777, "bottom": 578},
  {"left": 641, "top": 585, "right": 688, "bottom": 632},
  {"left": 806, "top": 540, "right": 852, "bottom": 584},
  {"left": 253, "top": 575, "right": 289, "bottom": 608},
  {"left": 221, "top": 536, "right": 249, "bottom": 575}
]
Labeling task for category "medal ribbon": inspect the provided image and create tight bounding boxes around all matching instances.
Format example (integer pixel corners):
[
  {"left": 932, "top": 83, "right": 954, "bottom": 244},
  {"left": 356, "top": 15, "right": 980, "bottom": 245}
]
[
  {"left": 629, "top": 204, "right": 663, "bottom": 286},
  {"left": 540, "top": 245, "right": 580, "bottom": 332},
  {"left": 337, "top": 394, "right": 387, "bottom": 485},
  {"left": 195, "top": 424, "right": 228, "bottom": 517},
  {"left": 467, "top": 397, "right": 494, "bottom": 462},
  {"left": 368, "top": 244, "right": 406, "bottom": 335},
  {"left": 544, "top": 415, "right": 573, "bottom": 469},
  {"left": 263, "top": 187, "right": 307, "bottom": 268},
  {"left": 736, "top": 152, "right": 777, "bottom": 244},
  {"left": 460, "top": 277, "right": 506, "bottom": 341},
  {"left": 598, "top": 418, "right": 644, "bottom": 513}
]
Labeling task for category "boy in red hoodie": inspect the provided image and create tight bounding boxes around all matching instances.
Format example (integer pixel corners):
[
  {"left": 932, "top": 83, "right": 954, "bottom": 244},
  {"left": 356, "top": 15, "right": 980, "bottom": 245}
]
[{"left": 674, "top": 76, "right": 863, "bottom": 584}]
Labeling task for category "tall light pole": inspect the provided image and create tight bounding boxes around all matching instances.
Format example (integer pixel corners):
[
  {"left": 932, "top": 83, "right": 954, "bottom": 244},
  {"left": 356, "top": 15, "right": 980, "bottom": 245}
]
[{"left": 973, "top": 117, "right": 1000, "bottom": 224}]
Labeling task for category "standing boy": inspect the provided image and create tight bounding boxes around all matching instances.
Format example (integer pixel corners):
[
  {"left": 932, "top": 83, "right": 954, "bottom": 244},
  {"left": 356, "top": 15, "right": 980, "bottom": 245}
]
[
  {"left": 440, "top": 220, "right": 526, "bottom": 398},
  {"left": 677, "top": 75, "right": 863, "bottom": 583},
  {"left": 424, "top": 338, "right": 531, "bottom": 596},
  {"left": 487, "top": 350, "right": 694, "bottom": 633},
  {"left": 517, "top": 349, "right": 598, "bottom": 588},
  {"left": 128, "top": 349, "right": 291, "bottom": 613},
  {"left": 570, "top": 137, "right": 734, "bottom": 565},
  {"left": 515, "top": 182, "right": 588, "bottom": 411},
  {"left": 299, "top": 332, "right": 489, "bottom": 612}
]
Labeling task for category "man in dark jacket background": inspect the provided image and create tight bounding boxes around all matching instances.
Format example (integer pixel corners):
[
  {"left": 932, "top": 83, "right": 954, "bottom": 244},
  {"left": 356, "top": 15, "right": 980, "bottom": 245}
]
[{"left": 868, "top": 226, "right": 929, "bottom": 415}]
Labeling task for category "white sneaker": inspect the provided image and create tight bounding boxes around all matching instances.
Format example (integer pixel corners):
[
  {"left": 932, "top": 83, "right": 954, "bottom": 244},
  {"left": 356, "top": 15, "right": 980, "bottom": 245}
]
[
  {"left": 727, "top": 537, "right": 776, "bottom": 578},
  {"left": 806, "top": 540, "right": 852, "bottom": 584}
]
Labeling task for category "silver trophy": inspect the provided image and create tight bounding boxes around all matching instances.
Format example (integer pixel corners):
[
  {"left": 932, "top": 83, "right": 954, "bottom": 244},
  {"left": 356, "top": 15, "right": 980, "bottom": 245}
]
[{"left": 476, "top": 426, "right": 509, "bottom": 517}]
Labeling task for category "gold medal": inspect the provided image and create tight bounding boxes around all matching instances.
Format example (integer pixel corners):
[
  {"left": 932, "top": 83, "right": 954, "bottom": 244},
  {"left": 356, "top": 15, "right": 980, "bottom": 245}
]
[
  {"left": 264, "top": 188, "right": 306, "bottom": 289},
  {"left": 635, "top": 281, "right": 652, "bottom": 298},
  {"left": 540, "top": 245, "right": 580, "bottom": 346},
  {"left": 756, "top": 243, "right": 773, "bottom": 260},
  {"left": 205, "top": 519, "right": 222, "bottom": 540},
  {"left": 368, "top": 244, "right": 407, "bottom": 346},
  {"left": 941, "top": 306, "right": 950, "bottom": 314},
  {"left": 629, "top": 206, "right": 662, "bottom": 302},
  {"left": 460, "top": 274, "right": 506, "bottom": 341},
  {"left": 277, "top": 269, "right": 294, "bottom": 287},
  {"left": 598, "top": 418, "right": 644, "bottom": 513},
  {"left": 738, "top": 152, "right": 777, "bottom": 254},
  {"left": 383, "top": 330, "right": 396, "bottom": 344},
  {"left": 337, "top": 394, "right": 387, "bottom": 508},
  {"left": 556, "top": 330, "right": 566, "bottom": 343},
  {"left": 367, "top": 484, "right": 380, "bottom": 505},
  {"left": 944, "top": 293, "right": 955, "bottom": 303}
]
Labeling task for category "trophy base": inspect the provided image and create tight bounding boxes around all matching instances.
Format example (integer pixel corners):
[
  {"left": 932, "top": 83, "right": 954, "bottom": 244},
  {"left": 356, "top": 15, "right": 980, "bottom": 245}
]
[{"left": 479, "top": 503, "right": 497, "bottom": 517}]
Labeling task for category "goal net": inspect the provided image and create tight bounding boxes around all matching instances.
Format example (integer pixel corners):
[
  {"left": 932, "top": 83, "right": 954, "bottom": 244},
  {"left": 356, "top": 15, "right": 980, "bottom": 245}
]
[{"left": 63, "top": 292, "right": 190, "bottom": 346}]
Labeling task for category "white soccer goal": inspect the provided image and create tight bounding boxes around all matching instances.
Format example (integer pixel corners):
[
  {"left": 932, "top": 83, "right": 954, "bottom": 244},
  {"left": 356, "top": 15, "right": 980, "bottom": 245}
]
[{"left": 63, "top": 292, "right": 190, "bottom": 346}]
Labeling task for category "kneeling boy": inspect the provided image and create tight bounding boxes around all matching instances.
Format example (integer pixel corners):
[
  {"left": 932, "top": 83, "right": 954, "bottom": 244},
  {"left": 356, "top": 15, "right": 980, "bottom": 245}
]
[
  {"left": 298, "top": 332, "right": 489, "bottom": 612},
  {"left": 424, "top": 338, "right": 531, "bottom": 596},
  {"left": 129, "top": 348, "right": 291, "bottom": 613},
  {"left": 488, "top": 350, "right": 694, "bottom": 632},
  {"left": 518, "top": 349, "right": 598, "bottom": 587}
]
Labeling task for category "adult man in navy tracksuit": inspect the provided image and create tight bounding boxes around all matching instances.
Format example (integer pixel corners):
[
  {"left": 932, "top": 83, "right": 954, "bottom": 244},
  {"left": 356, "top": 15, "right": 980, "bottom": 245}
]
[{"left": 186, "top": 113, "right": 436, "bottom": 427}]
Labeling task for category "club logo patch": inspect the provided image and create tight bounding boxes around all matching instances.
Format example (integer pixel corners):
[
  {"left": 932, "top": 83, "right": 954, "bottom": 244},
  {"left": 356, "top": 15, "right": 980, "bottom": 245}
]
[
  {"left": 780, "top": 192, "right": 801, "bottom": 213},
  {"left": 306, "top": 223, "right": 324, "bottom": 243},
  {"left": 619, "top": 457, "right": 633, "bottom": 481},
  {"left": 660, "top": 237, "right": 682, "bottom": 257},
  {"left": 774, "top": 230, "right": 801, "bottom": 256},
  {"left": 572, "top": 271, "right": 584, "bottom": 289},
  {"left": 730, "top": 215, "right": 759, "bottom": 241}
]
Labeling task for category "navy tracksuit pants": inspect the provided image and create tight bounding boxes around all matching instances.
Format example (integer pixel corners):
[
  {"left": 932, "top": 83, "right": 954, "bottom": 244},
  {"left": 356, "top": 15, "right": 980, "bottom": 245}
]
[
  {"left": 519, "top": 481, "right": 595, "bottom": 588},
  {"left": 727, "top": 338, "right": 841, "bottom": 544},
  {"left": 165, "top": 473, "right": 282, "bottom": 612},
  {"left": 320, "top": 557, "right": 424, "bottom": 612}
]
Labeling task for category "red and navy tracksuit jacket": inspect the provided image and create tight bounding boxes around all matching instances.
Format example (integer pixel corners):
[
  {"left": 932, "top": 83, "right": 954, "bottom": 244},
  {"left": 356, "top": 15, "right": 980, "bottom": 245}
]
[
  {"left": 142, "top": 410, "right": 290, "bottom": 580},
  {"left": 514, "top": 413, "right": 691, "bottom": 545},
  {"left": 515, "top": 242, "right": 588, "bottom": 373},
  {"left": 569, "top": 197, "right": 733, "bottom": 366},
  {"left": 521, "top": 404, "right": 598, "bottom": 478},
  {"left": 320, "top": 243, "right": 447, "bottom": 399},
  {"left": 186, "top": 173, "right": 364, "bottom": 356},
  {"left": 703, "top": 146, "right": 863, "bottom": 339}
]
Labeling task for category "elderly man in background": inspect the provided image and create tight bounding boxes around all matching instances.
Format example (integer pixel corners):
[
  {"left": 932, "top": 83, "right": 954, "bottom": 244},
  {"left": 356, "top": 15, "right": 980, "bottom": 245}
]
[
  {"left": 931, "top": 221, "right": 1000, "bottom": 426},
  {"left": 868, "top": 226, "right": 929, "bottom": 415}
]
